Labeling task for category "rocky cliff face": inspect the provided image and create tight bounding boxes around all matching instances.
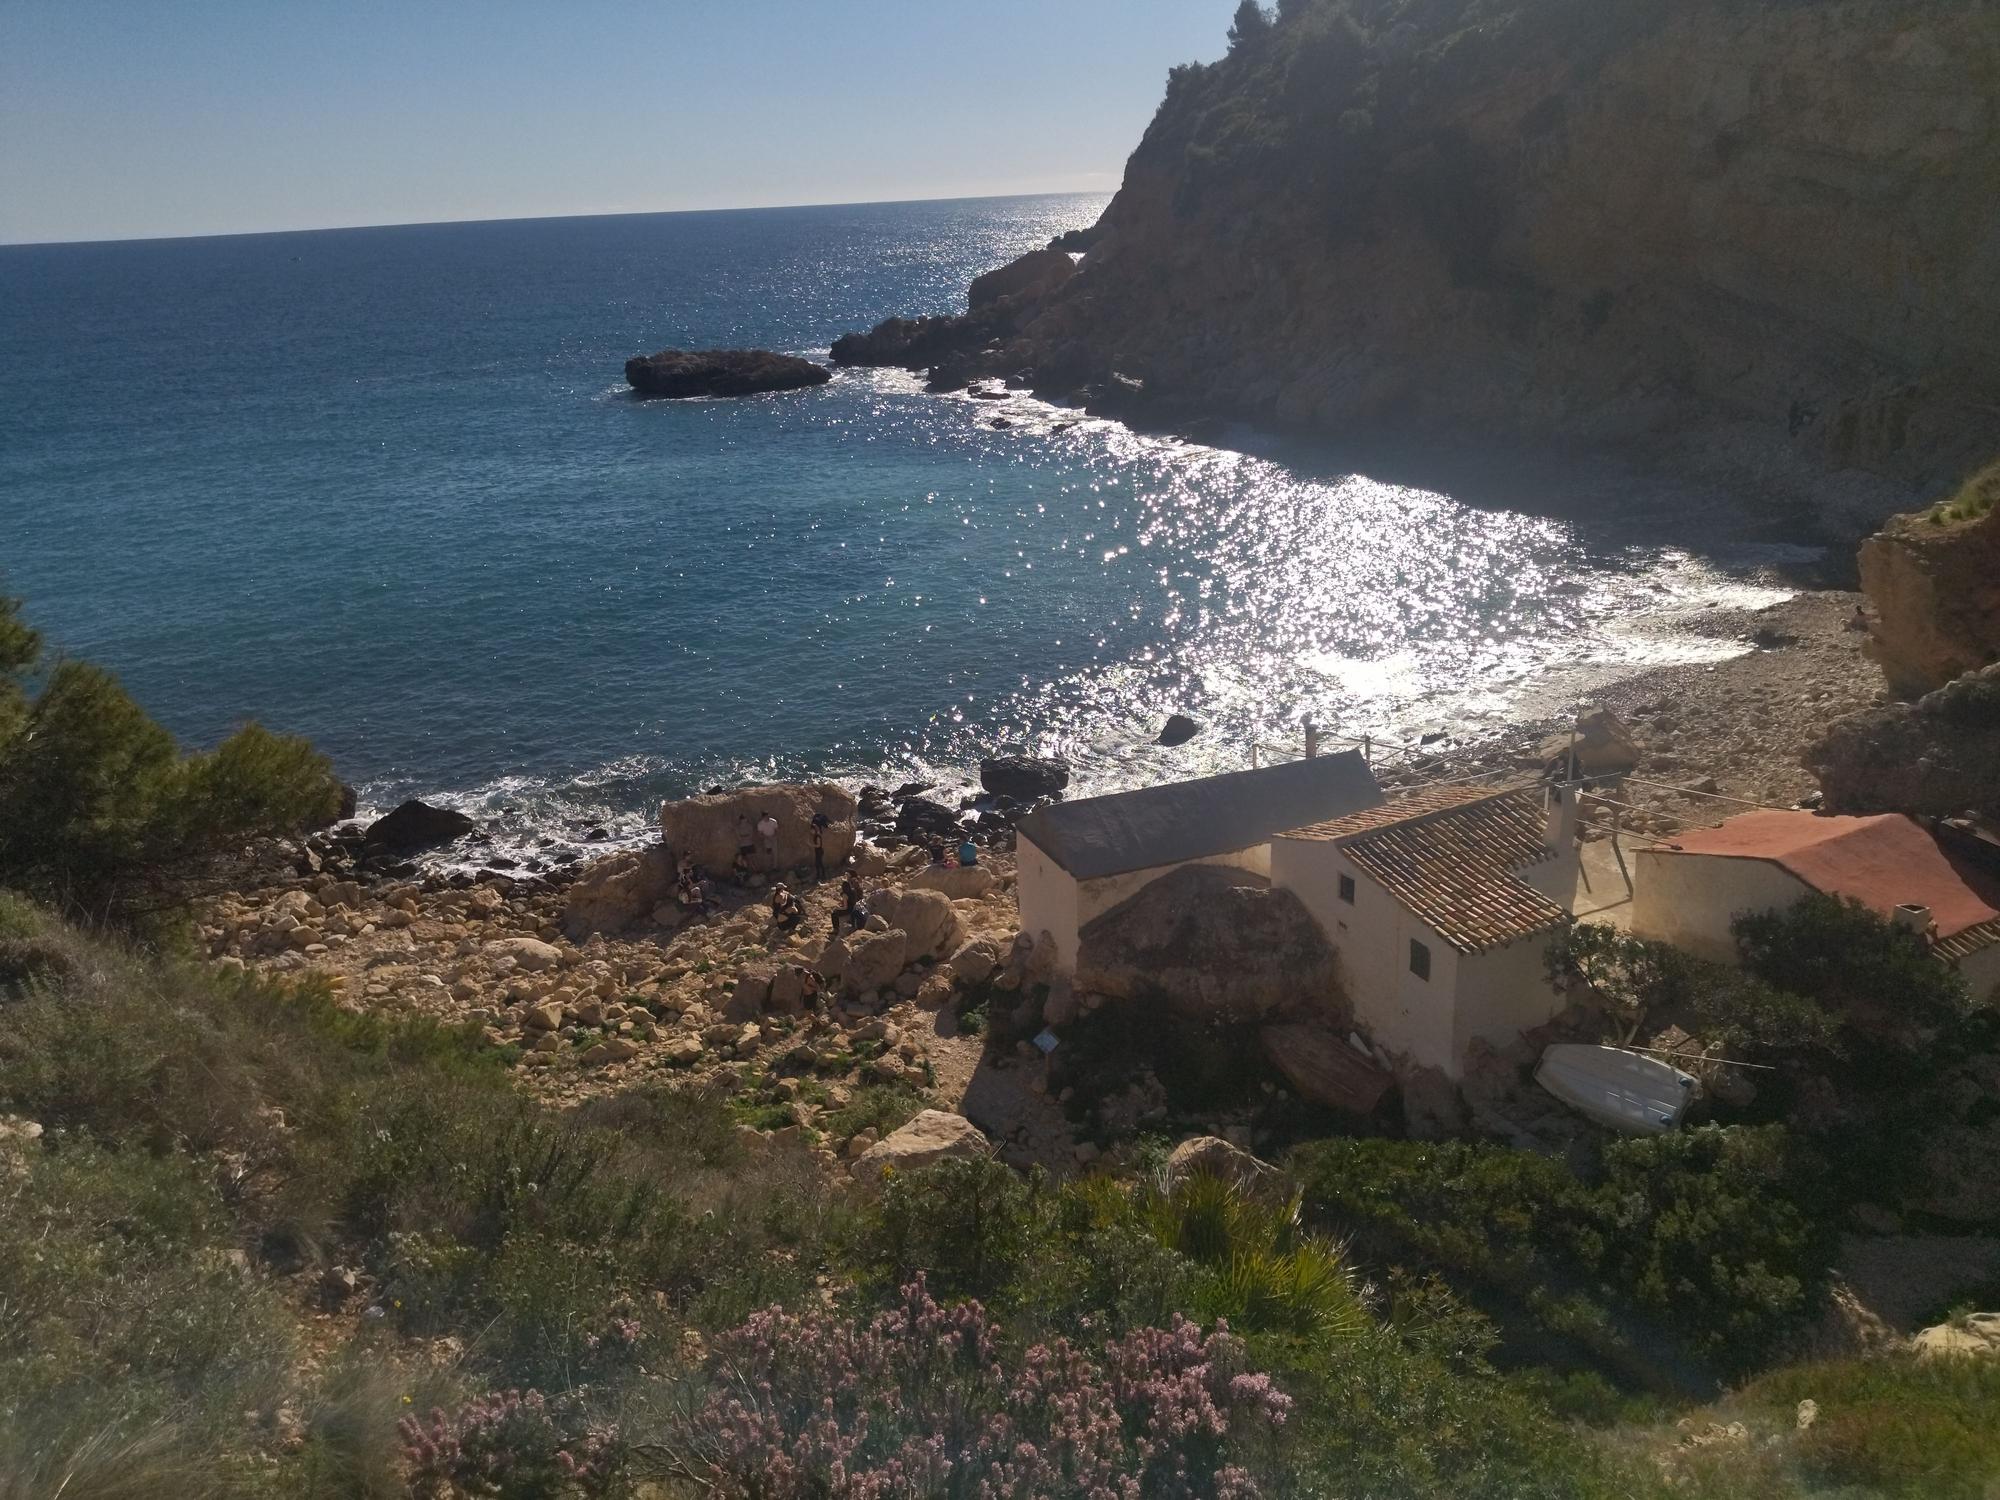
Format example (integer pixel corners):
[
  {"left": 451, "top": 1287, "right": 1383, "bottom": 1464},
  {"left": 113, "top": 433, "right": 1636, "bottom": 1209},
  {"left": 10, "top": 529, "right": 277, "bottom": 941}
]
[
  {"left": 847, "top": 0, "right": 2000, "bottom": 509},
  {"left": 1857, "top": 466, "right": 2000, "bottom": 693}
]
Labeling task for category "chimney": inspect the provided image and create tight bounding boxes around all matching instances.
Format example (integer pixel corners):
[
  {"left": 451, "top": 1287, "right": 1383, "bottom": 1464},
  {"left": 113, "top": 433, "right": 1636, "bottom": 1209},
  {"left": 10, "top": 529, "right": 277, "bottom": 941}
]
[
  {"left": 1544, "top": 783, "right": 1578, "bottom": 856},
  {"left": 1304, "top": 719, "right": 1319, "bottom": 759},
  {"left": 1893, "top": 903, "right": 1934, "bottom": 941}
]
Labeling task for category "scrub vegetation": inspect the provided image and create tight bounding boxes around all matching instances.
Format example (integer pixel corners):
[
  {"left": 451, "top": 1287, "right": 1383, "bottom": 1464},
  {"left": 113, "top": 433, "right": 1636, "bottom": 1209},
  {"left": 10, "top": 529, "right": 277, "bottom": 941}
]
[{"left": 2, "top": 601, "right": 1998, "bottom": 1497}]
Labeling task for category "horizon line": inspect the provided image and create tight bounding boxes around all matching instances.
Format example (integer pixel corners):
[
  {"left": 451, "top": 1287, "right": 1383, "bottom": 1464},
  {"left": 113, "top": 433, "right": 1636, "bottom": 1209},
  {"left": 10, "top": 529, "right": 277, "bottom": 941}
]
[{"left": 0, "top": 185, "right": 1115, "bottom": 251}]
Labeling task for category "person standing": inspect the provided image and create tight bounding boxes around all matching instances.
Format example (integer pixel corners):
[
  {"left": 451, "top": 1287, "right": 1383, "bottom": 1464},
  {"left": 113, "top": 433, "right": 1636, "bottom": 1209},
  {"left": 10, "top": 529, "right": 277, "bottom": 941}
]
[
  {"left": 757, "top": 809, "right": 780, "bottom": 871},
  {"left": 736, "top": 813, "right": 755, "bottom": 871},
  {"left": 810, "top": 810, "right": 830, "bottom": 881}
]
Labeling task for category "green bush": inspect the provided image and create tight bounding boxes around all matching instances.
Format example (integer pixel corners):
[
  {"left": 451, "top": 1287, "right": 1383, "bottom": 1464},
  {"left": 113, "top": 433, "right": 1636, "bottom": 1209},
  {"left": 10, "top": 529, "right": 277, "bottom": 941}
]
[
  {"left": 1292, "top": 1125, "right": 1833, "bottom": 1376},
  {"left": 0, "top": 592, "right": 340, "bottom": 925}
]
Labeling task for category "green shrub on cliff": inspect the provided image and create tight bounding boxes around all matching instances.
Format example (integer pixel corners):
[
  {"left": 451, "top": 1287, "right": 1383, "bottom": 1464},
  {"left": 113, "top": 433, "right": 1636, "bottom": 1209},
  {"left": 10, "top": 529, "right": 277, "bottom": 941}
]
[
  {"left": 1927, "top": 457, "right": 1999, "bottom": 526},
  {"left": 0, "top": 591, "right": 340, "bottom": 925}
]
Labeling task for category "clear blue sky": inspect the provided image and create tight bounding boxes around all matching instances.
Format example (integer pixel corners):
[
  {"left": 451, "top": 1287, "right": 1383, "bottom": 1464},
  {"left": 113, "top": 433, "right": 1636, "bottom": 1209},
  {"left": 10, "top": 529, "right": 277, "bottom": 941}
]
[{"left": 0, "top": 0, "right": 1234, "bottom": 245}]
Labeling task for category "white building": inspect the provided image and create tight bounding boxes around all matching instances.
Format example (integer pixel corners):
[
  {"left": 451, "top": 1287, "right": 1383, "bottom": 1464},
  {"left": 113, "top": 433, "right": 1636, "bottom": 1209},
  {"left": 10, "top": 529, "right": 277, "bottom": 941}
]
[
  {"left": 1632, "top": 810, "right": 2000, "bottom": 998},
  {"left": 1014, "top": 751, "right": 1383, "bottom": 976},
  {"left": 1271, "top": 782, "right": 1582, "bottom": 1078}
]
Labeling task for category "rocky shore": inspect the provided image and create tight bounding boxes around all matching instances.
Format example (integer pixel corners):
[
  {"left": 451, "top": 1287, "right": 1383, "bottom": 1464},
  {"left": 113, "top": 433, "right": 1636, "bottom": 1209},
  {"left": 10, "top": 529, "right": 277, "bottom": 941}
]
[{"left": 200, "top": 584, "right": 1905, "bottom": 1183}]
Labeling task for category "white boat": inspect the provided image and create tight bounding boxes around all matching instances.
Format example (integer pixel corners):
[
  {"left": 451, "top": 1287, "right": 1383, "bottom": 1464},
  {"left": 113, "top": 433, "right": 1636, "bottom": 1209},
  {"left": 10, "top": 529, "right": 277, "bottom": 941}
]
[{"left": 1534, "top": 1044, "right": 1695, "bottom": 1134}]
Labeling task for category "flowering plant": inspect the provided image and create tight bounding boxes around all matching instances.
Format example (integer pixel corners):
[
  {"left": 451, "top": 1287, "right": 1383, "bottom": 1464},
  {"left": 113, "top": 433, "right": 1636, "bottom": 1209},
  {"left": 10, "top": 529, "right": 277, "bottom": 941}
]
[
  {"left": 698, "top": 1276, "right": 1290, "bottom": 1498},
  {"left": 400, "top": 1388, "right": 622, "bottom": 1498}
]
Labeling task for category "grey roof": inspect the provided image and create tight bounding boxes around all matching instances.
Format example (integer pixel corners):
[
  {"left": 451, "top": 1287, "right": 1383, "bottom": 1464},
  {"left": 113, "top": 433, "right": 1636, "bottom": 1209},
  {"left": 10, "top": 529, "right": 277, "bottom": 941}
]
[{"left": 1016, "top": 752, "right": 1383, "bottom": 881}]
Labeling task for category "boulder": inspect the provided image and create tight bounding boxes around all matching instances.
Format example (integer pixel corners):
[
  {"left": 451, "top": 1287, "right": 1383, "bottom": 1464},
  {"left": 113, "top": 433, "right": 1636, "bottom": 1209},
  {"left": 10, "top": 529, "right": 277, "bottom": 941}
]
[
  {"left": 946, "top": 937, "right": 1002, "bottom": 987},
  {"left": 624, "top": 348, "right": 832, "bottom": 398},
  {"left": 979, "top": 755, "right": 1071, "bottom": 800},
  {"left": 660, "top": 783, "right": 857, "bottom": 873},
  {"left": 564, "top": 844, "right": 675, "bottom": 940},
  {"left": 722, "top": 967, "right": 774, "bottom": 1023},
  {"left": 1165, "top": 1135, "right": 1276, "bottom": 1191},
  {"left": 580, "top": 1038, "right": 640, "bottom": 1067},
  {"left": 1156, "top": 714, "right": 1202, "bottom": 747},
  {"left": 1914, "top": 1313, "right": 2000, "bottom": 1360},
  {"left": 521, "top": 1002, "right": 563, "bottom": 1032},
  {"left": 833, "top": 928, "right": 908, "bottom": 995},
  {"left": 362, "top": 799, "right": 476, "bottom": 854},
  {"left": 852, "top": 1110, "right": 989, "bottom": 1181},
  {"left": 1807, "top": 663, "right": 2000, "bottom": 821},
  {"left": 1076, "top": 866, "right": 1344, "bottom": 1024},
  {"left": 906, "top": 864, "right": 997, "bottom": 899},
  {"left": 1541, "top": 708, "right": 1641, "bottom": 778},
  {"left": 867, "top": 887, "right": 963, "bottom": 961},
  {"left": 769, "top": 965, "right": 808, "bottom": 1013},
  {"left": 895, "top": 797, "right": 965, "bottom": 841},
  {"left": 968, "top": 249, "right": 1078, "bottom": 311},
  {"left": 489, "top": 937, "right": 564, "bottom": 973}
]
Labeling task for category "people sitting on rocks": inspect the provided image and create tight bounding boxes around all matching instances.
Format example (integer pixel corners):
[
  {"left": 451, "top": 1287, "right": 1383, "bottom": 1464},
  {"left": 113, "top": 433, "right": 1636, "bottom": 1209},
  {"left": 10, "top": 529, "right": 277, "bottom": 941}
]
[
  {"left": 957, "top": 836, "right": 978, "bottom": 867},
  {"left": 800, "top": 966, "right": 822, "bottom": 1015},
  {"left": 757, "top": 809, "right": 780, "bottom": 869},
  {"left": 768, "top": 881, "right": 803, "bottom": 930},
  {"left": 926, "top": 835, "right": 948, "bottom": 866},
  {"left": 832, "top": 871, "right": 866, "bottom": 937},
  {"left": 676, "top": 872, "right": 711, "bottom": 916},
  {"left": 731, "top": 849, "right": 752, "bottom": 884}
]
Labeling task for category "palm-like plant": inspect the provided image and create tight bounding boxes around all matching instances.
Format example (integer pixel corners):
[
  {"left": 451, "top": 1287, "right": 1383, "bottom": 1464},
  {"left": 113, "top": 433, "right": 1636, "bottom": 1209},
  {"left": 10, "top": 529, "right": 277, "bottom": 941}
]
[{"left": 1134, "top": 1169, "right": 1365, "bottom": 1341}]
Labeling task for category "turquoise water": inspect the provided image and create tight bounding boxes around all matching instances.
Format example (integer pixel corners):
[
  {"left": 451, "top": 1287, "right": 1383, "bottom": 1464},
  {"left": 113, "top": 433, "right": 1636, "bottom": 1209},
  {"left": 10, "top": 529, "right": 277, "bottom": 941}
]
[{"left": 1, "top": 193, "right": 1800, "bottom": 857}]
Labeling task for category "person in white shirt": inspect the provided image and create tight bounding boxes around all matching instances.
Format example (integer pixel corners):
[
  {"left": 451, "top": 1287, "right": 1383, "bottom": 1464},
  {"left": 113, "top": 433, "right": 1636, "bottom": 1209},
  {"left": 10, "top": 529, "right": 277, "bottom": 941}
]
[{"left": 756, "top": 810, "right": 779, "bottom": 870}]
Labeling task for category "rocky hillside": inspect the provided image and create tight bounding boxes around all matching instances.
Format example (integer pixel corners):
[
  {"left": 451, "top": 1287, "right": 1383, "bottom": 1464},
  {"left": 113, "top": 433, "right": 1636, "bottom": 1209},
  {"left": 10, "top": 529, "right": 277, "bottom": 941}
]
[{"left": 844, "top": 0, "right": 2000, "bottom": 512}]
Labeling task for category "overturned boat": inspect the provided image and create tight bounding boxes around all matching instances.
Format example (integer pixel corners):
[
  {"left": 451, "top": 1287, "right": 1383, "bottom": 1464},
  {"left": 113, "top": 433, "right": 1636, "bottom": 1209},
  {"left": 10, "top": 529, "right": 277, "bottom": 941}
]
[{"left": 1534, "top": 1044, "right": 1696, "bottom": 1134}]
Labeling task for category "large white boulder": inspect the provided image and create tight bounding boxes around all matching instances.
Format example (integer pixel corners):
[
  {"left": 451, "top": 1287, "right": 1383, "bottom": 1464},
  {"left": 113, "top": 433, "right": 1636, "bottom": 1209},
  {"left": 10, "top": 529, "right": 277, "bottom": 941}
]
[
  {"left": 826, "top": 928, "right": 908, "bottom": 995},
  {"left": 660, "top": 783, "right": 857, "bottom": 873},
  {"left": 563, "top": 845, "right": 674, "bottom": 940},
  {"left": 853, "top": 1110, "right": 989, "bottom": 1181},
  {"left": 488, "top": 937, "right": 564, "bottom": 973},
  {"left": 867, "top": 887, "right": 963, "bottom": 961},
  {"left": 906, "top": 864, "right": 997, "bottom": 900}
]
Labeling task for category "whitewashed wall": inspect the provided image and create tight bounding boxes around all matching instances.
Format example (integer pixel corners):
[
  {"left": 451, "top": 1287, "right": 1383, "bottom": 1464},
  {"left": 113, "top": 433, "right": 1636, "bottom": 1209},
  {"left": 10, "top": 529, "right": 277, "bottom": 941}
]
[{"left": 1630, "top": 851, "right": 1811, "bottom": 962}]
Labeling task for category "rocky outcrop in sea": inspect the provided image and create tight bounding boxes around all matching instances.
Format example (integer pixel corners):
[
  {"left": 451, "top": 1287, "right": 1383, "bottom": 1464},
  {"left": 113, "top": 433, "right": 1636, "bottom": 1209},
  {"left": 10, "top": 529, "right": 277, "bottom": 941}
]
[{"left": 624, "top": 348, "right": 831, "bottom": 398}]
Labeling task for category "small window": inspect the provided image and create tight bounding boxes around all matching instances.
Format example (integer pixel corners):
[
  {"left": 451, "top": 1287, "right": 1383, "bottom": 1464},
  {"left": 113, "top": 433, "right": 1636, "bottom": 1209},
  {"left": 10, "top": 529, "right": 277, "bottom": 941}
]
[
  {"left": 1337, "top": 873, "right": 1356, "bottom": 905},
  {"left": 1409, "top": 939, "right": 1432, "bottom": 981}
]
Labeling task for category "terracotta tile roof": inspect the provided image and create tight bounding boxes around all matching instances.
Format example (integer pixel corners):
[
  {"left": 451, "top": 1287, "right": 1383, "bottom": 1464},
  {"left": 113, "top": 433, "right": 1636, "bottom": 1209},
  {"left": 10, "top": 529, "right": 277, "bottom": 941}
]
[
  {"left": 1660, "top": 811, "right": 2000, "bottom": 951},
  {"left": 1937, "top": 917, "right": 2000, "bottom": 963},
  {"left": 1284, "top": 781, "right": 1510, "bottom": 842},
  {"left": 1280, "top": 782, "right": 1569, "bottom": 954}
]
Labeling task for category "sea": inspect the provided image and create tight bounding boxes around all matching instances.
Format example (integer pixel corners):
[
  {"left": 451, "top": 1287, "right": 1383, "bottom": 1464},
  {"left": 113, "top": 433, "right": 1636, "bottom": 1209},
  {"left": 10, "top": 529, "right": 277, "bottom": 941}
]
[{"left": 0, "top": 192, "right": 1813, "bottom": 865}]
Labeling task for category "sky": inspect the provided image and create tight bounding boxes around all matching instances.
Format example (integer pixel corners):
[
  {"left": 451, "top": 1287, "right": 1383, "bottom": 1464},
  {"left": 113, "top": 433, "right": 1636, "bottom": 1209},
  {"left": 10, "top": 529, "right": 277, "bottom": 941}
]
[{"left": 0, "top": 0, "right": 1235, "bottom": 245}]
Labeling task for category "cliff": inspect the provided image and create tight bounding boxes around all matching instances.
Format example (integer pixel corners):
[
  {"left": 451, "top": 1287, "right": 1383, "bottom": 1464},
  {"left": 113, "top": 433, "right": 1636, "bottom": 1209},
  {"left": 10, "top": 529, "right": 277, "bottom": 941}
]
[
  {"left": 1857, "top": 461, "right": 2000, "bottom": 693},
  {"left": 842, "top": 0, "right": 2000, "bottom": 506}
]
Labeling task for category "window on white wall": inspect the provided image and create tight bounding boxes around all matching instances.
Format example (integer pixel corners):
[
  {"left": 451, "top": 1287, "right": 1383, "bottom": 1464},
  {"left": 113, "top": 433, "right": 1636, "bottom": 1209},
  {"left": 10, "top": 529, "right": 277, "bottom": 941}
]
[
  {"left": 1409, "top": 939, "right": 1431, "bottom": 981},
  {"left": 1338, "top": 873, "right": 1356, "bottom": 904}
]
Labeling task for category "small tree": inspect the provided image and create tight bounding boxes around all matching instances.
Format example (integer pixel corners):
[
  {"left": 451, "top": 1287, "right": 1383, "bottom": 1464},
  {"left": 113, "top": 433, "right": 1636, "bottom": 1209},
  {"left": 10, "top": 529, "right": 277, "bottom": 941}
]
[
  {"left": 0, "top": 591, "right": 340, "bottom": 924},
  {"left": 1732, "top": 894, "right": 1975, "bottom": 1047},
  {"left": 1228, "top": 0, "right": 1273, "bottom": 52}
]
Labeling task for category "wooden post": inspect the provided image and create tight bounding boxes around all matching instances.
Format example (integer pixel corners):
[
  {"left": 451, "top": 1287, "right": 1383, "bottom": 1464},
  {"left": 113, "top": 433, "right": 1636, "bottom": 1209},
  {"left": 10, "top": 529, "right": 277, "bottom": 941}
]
[{"left": 1362, "top": 734, "right": 1372, "bottom": 768}]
